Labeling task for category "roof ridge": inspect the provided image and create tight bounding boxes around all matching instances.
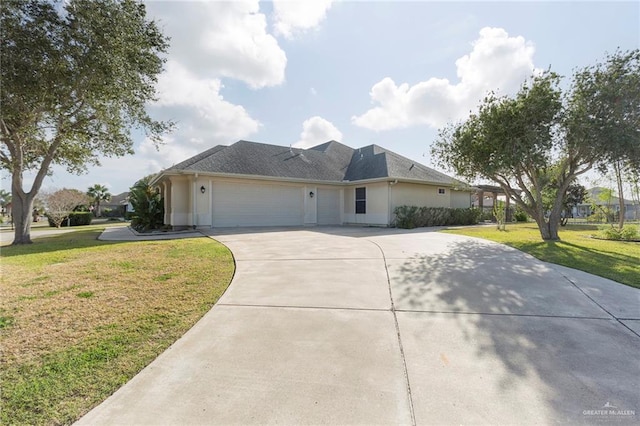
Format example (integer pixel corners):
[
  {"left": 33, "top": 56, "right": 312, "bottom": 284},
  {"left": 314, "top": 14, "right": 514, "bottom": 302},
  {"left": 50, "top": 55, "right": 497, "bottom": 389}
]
[
  {"left": 380, "top": 145, "right": 446, "bottom": 174},
  {"left": 308, "top": 140, "right": 352, "bottom": 152},
  {"left": 169, "top": 144, "right": 227, "bottom": 170}
]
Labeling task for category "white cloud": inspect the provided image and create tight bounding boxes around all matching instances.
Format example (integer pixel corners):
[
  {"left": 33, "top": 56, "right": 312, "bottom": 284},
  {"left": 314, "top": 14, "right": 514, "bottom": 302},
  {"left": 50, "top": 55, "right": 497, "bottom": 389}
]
[
  {"left": 310, "top": 87, "right": 318, "bottom": 96},
  {"left": 147, "top": 0, "right": 286, "bottom": 88},
  {"left": 127, "top": 59, "right": 261, "bottom": 184},
  {"left": 272, "top": 0, "right": 334, "bottom": 39},
  {"left": 294, "top": 116, "right": 343, "bottom": 148},
  {"left": 154, "top": 60, "right": 260, "bottom": 145},
  {"left": 352, "top": 27, "right": 541, "bottom": 131},
  {"left": 136, "top": 134, "right": 200, "bottom": 172}
]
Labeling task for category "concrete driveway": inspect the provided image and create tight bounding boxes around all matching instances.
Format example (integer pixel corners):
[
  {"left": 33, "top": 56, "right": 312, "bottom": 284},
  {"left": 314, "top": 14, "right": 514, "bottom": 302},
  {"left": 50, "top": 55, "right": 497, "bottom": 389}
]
[{"left": 77, "top": 227, "right": 639, "bottom": 425}]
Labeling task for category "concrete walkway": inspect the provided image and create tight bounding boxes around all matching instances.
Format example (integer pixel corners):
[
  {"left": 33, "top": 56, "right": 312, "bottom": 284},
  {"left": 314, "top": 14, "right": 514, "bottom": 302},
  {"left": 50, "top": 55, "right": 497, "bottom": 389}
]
[
  {"left": 0, "top": 223, "right": 202, "bottom": 244},
  {"left": 0, "top": 225, "right": 79, "bottom": 244},
  {"left": 77, "top": 227, "right": 639, "bottom": 425}
]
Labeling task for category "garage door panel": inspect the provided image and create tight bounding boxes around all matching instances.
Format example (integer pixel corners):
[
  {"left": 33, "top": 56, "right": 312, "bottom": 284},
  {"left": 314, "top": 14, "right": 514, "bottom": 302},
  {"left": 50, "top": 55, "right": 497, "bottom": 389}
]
[
  {"left": 317, "top": 188, "right": 341, "bottom": 225},
  {"left": 213, "top": 182, "right": 303, "bottom": 227}
]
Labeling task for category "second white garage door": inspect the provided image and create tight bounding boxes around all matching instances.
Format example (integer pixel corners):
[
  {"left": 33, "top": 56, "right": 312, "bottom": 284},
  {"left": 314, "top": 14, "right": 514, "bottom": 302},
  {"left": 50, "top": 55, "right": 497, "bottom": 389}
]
[
  {"left": 212, "top": 181, "right": 304, "bottom": 227},
  {"left": 317, "top": 188, "right": 341, "bottom": 225}
]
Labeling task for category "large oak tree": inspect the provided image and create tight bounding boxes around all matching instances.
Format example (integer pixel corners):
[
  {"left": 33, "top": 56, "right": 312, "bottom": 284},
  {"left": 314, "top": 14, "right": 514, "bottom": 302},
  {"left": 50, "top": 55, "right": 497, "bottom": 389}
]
[
  {"left": 433, "top": 72, "right": 588, "bottom": 240},
  {"left": 433, "top": 50, "right": 640, "bottom": 241},
  {"left": 1, "top": 0, "right": 171, "bottom": 244}
]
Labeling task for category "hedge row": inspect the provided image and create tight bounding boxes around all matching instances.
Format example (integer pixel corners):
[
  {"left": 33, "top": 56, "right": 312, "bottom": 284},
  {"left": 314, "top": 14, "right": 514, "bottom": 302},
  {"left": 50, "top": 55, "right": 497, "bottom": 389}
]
[
  {"left": 46, "top": 212, "right": 93, "bottom": 227},
  {"left": 393, "top": 206, "right": 481, "bottom": 229}
]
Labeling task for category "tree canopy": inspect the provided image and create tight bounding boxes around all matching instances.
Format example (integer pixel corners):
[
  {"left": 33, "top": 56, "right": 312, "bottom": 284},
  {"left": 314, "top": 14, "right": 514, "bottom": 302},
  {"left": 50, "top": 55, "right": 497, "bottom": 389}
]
[
  {"left": 567, "top": 50, "right": 640, "bottom": 228},
  {"left": 433, "top": 50, "right": 640, "bottom": 241},
  {"left": 0, "top": 0, "right": 171, "bottom": 244}
]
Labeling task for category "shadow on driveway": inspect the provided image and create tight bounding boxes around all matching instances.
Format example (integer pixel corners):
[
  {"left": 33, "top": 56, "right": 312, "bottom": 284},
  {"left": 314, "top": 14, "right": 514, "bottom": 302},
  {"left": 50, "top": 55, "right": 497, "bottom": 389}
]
[{"left": 388, "top": 237, "right": 640, "bottom": 423}]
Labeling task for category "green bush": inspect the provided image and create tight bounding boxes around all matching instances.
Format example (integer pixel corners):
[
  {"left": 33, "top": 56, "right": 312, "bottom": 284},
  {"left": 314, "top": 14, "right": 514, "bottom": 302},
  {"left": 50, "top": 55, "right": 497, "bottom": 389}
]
[
  {"left": 129, "top": 176, "right": 164, "bottom": 232},
  {"left": 46, "top": 212, "right": 93, "bottom": 227},
  {"left": 599, "top": 226, "right": 621, "bottom": 240},
  {"left": 102, "top": 206, "right": 126, "bottom": 218},
  {"left": 621, "top": 225, "right": 639, "bottom": 241},
  {"left": 70, "top": 212, "right": 93, "bottom": 226},
  {"left": 514, "top": 210, "right": 528, "bottom": 222},
  {"left": 393, "top": 206, "right": 481, "bottom": 229},
  {"left": 479, "top": 211, "right": 494, "bottom": 221},
  {"left": 394, "top": 206, "right": 420, "bottom": 229},
  {"left": 598, "top": 225, "right": 639, "bottom": 241}
]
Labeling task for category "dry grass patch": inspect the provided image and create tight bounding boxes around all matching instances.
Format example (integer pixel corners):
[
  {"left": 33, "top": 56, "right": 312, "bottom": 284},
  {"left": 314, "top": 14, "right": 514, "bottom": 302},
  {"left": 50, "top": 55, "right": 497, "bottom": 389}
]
[{"left": 0, "top": 227, "right": 234, "bottom": 425}]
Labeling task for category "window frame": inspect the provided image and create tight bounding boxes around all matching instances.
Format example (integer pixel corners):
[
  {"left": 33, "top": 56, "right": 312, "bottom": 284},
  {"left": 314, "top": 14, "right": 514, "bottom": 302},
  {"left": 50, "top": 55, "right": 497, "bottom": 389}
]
[
  {"left": 437, "top": 188, "right": 446, "bottom": 195},
  {"left": 355, "top": 187, "right": 366, "bottom": 214}
]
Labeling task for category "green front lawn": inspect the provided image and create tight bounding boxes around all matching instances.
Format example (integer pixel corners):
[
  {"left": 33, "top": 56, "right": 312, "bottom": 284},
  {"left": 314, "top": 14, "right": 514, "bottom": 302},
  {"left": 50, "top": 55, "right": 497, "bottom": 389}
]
[
  {"left": 442, "top": 223, "right": 640, "bottom": 289},
  {"left": 0, "top": 227, "right": 235, "bottom": 425}
]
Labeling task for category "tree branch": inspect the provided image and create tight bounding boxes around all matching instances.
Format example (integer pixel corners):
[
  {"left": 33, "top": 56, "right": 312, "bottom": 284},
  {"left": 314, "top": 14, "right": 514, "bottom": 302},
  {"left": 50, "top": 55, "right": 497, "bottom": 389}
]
[{"left": 30, "top": 131, "right": 65, "bottom": 195}]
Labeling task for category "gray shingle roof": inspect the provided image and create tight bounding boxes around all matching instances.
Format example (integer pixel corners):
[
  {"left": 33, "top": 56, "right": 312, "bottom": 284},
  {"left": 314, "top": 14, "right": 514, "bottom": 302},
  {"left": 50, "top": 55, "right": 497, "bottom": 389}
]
[{"left": 163, "top": 140, "right": 458, "bottom": 185}]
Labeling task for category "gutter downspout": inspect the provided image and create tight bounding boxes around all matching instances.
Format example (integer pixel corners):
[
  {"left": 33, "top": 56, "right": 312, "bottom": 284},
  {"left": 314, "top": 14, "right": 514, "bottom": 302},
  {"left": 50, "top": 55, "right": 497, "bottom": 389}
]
[
  {"left": 389, "top": 179, "right": 398, "bottom": 226},
  {"left": 192, "top": 173, "right": 198, "bottom": 229}
]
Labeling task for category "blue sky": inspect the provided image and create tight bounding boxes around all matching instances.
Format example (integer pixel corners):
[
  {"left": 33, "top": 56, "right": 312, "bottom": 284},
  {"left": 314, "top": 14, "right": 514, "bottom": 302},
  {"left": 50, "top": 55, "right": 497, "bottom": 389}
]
[{"left": 8, "top": 1, "right": 639, "bottom": 195}]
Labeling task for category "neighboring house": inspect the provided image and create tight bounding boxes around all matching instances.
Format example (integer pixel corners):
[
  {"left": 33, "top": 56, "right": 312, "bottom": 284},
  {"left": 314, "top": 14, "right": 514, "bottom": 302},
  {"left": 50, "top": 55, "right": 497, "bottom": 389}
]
[
  {"left": 151, "top": 140, "right": 473, "bottom": 228},
  {"left": 575, "top": 187, "right": 640, "bottom": 220},
  {"left": 100, "top": 192, "right": 130, "bottom": 216}
]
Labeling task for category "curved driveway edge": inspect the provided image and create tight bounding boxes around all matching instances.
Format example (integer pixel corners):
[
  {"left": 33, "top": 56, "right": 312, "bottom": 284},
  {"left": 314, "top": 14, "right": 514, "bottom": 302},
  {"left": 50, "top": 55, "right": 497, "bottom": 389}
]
[{"left": 77, "top": 227, "right": 640, "bottom": 425}]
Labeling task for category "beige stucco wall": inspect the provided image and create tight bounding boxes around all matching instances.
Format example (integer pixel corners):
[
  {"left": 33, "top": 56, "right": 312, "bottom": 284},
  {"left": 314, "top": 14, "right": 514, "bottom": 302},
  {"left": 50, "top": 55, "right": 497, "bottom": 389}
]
[
  {"left": 164, "top": 176, "right": 212, "bottom": 227},
  {"left": 343, "top": 182, "right": 389, "bottom": 225},
  {"left": 194, "top": 177, "right": 212, "bottom": 227},
  {"left": 450, "top": 190, "right": 472, "bottom": 208},
  {"left": 390, "top": 182, "right": 450, "bottom": 209},
  {"left": 168, "top": 176, "right": 190, "bottom": 226},
  {"left": 162, "top": 174, "right": 473, "bottom": 228}
]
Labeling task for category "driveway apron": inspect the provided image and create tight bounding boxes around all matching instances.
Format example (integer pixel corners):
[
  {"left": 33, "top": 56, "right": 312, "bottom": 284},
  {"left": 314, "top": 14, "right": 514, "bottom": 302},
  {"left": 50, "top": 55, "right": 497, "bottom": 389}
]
[{"left": 77, "top": 227, "right": 640, "bottom": 425}]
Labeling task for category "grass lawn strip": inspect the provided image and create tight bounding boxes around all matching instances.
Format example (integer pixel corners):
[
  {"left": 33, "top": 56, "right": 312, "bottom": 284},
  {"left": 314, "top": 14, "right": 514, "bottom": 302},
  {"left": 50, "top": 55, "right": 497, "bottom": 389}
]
[
  {"left": 0, "top": 228, "right": 234, "bottom": 425},
  {"left": 442, "top": 223, "right": 640, "bottom": 289}
]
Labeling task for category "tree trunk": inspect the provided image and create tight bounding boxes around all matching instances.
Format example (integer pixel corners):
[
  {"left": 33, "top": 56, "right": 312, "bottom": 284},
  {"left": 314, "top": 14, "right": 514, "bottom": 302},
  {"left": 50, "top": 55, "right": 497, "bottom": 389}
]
[
  {"left": 535, "top": 217, "right": 560, "bottom": 240},
  {"left": 546, "top": 217, "right": 560, "bottom": 241},
  {"left": 614, "top": 160, "right": 625, "bottom": 229},
  {"left": 533, "top": 210, "right": 561, "bottom": 241},
  {"left": 11, "top": 191, "right": 34, "bottom": 245}
]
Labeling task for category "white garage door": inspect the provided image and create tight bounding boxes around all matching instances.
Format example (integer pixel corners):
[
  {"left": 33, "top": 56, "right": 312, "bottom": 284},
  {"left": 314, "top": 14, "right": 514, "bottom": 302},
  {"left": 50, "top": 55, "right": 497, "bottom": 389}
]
[
  {"left": 212, "top": 181, "right": 304, "bottom": 227},
  {"left": 317, "top": 188, "right": 341, "bottom": 225}
]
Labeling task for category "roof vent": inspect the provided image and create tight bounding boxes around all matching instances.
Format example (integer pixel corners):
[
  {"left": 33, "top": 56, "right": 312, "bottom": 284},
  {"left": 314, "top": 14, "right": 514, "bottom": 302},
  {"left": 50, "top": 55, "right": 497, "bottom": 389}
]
[{"left": 299, "top": 152, "right": 311, "bottom": 163}]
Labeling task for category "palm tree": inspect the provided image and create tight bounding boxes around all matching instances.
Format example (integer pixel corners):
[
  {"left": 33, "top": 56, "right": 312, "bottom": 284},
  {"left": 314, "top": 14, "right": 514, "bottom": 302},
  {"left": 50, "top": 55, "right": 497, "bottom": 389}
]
[
  {"left": 0, "top": 189, "right": 11, "bottom": 217},
  {"left": 87, "top": 184, "right": 111, "bottom": 217}
]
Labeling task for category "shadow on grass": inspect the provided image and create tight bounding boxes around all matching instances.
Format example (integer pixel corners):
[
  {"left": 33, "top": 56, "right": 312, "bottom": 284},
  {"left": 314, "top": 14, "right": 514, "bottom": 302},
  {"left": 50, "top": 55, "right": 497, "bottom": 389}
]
[
  {"left": 392, "top": 238, "right": 640, "bottom": 422},
  {"left": 505, "top": 240, "right": 640, "bottom": 288}
]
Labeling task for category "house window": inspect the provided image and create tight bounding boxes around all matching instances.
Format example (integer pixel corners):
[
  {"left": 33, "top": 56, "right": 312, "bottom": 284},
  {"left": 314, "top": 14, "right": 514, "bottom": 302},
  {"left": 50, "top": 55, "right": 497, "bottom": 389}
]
[
  {"left": 355, "top": 187, "right": 366, "bottom": 214},
  {"left": 438, "top": 188, "right": 446, "bottom": 195}
]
